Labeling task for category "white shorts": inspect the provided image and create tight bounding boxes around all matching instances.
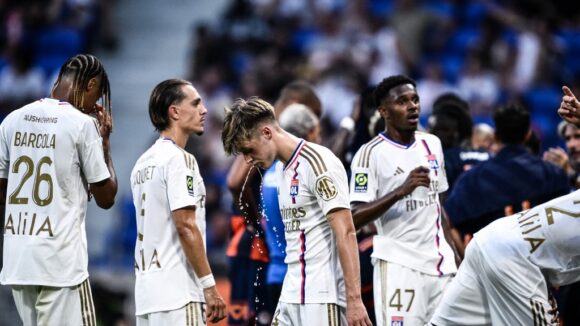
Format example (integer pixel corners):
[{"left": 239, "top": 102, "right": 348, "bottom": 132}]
[
  {"left": 272, "top": 302, "right": 346, "bottom": 326},
  {"left": 373, "top": 259, "right": 453, "bottom": 326},
  {"left": 11, "top": 278, "right": 96, "bottom": 326},
  {"left": 429, "top": 240, "right": 556, "bottom": 326},
  {"left": 137, "top": 301, "right": 206, "bottom": 326}
]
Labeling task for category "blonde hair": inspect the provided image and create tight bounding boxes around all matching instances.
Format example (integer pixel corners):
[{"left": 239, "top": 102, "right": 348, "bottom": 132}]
[{"left": 222, "top": 97, "right": 277, "bottom": 155}]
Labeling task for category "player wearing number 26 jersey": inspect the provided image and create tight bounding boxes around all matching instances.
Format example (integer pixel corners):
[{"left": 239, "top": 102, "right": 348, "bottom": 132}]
[{"left": 0, "top": 54, "right": 117, "bottom": 326}]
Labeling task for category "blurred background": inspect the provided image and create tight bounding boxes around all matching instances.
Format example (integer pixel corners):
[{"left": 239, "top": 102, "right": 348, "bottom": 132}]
[{"left": 0, "top": 0, "right": 579, "bottom": 324}]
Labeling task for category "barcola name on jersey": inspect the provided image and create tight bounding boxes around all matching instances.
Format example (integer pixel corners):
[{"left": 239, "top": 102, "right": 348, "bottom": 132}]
[
  {"left": 279, "top": 205, "right": 306, "bottom": 232},
  {"left": 13, "top": 131, "right": 56, "bottom": 149}
]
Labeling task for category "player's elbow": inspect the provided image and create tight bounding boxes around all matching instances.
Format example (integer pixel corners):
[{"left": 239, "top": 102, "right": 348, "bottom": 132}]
[
  {"left": 174, "top": 220, "right": 196, "bottom": 239},
  {"left": 95, "top": 196, "right": 115, "bottom": 209}
]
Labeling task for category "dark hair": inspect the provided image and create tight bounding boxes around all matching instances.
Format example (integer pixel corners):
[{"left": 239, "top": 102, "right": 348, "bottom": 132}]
[
  {"left": 373, "top": 75, "right": 416, "bottom": 105},
  {"left": 493, "top": 104, "right": 530, "bottom": 144},
  {"left": 54, "top": 54, "right": 111, "bottom": 113},
  {"left": 432, "top": 93, "right": 473, "bottom": 142},
  {"left": 149, "top": 79, "right": 192, "bottom": 131},
  {"left": 277, "top": 80, "right": 322, "bottom": 117}
]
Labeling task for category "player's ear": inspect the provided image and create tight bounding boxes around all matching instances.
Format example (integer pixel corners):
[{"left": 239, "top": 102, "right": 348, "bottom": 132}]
[
  {"left": 378, "top": 105, "right": 389, "bottom": 120},
  {"left": 86, "top": 77, "right": 97, "bottom": 92},
  {"left": 168, "top": 105, "right": 179, "bottom": 121},
  {"left": 261, "top": 125, "right": 273, "bottom": 140}
]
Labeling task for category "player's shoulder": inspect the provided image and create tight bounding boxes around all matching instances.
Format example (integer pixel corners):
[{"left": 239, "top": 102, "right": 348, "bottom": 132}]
[
  {"left": 156, "top": 139, "right": 198, "bottom": 169},
  {"left": 415, "top": 130, "right": 442, "bottom": 145},
  {"left": 352, "top": 135, "right": 383, "bottom": 168},
  {"left": 298, "top": 142, "right": 340, "bottom": 177}
]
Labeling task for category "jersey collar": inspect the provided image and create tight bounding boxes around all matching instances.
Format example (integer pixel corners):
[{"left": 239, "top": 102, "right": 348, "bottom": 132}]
[{"left": 284, "top": 139, "right": 305, "bottom": 170}]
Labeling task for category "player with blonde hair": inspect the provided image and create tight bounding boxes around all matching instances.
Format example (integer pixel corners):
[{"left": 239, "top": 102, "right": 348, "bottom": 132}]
[{"left": 222, "top": 97, "right": 371, "bottom": 326}]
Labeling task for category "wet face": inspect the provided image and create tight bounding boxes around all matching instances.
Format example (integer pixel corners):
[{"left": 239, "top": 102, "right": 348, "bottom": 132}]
[
  {"left": 379, "top": 83, "right": 420, "bottom": 133},
  {"left": 173, "top": 85, "right": 207, "bottom": 135},
  {"left": 238, "top": 127, "right": 277, "bottom": 169},
  {"left": 564, "top": 124, "right": 580, "bottom": 171}
]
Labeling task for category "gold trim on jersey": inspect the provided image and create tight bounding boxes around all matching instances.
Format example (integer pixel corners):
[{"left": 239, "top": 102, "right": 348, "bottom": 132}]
[
  {"left": 381, "top": 260, "right": 388, "bottom": 325},
  {"left": 530, "top": 299, "right": 548, "bottom": 326},
  {"left": 302, "top": 145, "right": 327, "bottom": 177},
  {"left": 178, "top": 148, "right": 197, "bottom": 170},
  {"left": 79, "top": 279, "right": 96, "bottom": 326},
  {"left": 358, "top": 136, "right": 381, "bottom": 168}
]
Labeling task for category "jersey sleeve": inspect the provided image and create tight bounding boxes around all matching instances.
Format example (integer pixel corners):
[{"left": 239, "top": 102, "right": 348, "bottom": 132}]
[
  {"left": 308, "top": 152, "right": 350, "bottom": 216},
  {"left": 349, "top": 145, "right": 378, "bottom": 203},
  {"left": 79, "top": 117, "right": 110, "bottom": 183},
  {"left": 166, "top": 151, "right": 198, "bottom": 212},
  {"left": 0, "top": 115, "right": 12, "bottom": 179}
]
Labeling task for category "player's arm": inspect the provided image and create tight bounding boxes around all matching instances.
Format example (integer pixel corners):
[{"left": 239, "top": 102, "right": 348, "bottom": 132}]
[
  {"left": 328, "top": 208, "right": 372, "bottom": 326},
  {"left": 439, "top": 192, "right": 464, "bottom": 264},
  {"left": 227, "top": 155, "right": 261, "bottom": 229},
  {"left": 351, "top": 166, "right": 430, "bottom": 229},
  {"left": 0, "top": 178, "right": 6, "bottom": 205},
  {"left": 88, "top": 105, "right": 117, "bottom": 209},
  {"left": 172, "top": 206, "right": 226, "bottom": 323}
]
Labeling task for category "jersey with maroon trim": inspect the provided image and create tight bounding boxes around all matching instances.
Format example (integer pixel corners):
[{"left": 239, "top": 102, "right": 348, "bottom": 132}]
[
  {"left": 350, "top": 131, "right": 456, "bottom": 276},
  {"left": 276, "top": 140, "right": 349, "bottom": 306},
  {"left": 131, "top": 138, "right": 207, "bottom": 315},
  {"left": 0, "top": 98, "right": 110, "bottom": 287}
]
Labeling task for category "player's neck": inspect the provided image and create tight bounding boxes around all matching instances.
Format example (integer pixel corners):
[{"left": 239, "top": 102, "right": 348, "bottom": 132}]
[
  {"left": 386, "top": 128, "right": 415, "bottom": 145},
  {"left": 160, "top": 129, "right": 188, "bottom": 149},
  {"left": 277, "top": 130, "right": 302, "bottom": 165},
  {"left": 50, "top": 80, "right": 74, "bottom": 103}
]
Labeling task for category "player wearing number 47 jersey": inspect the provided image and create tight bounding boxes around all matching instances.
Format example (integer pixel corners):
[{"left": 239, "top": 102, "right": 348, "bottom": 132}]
[
  {"left": 130, "top": 79, "right": 226, "bottom": 326},
  {"left": 349, "top": 75, "right": 460, "bottom": 326},
  {"left": 222, "top": 97, "right": 371, "bottom": 326},
  {"left": 0, "top": 54, "right": 118, "bottom": 325}
]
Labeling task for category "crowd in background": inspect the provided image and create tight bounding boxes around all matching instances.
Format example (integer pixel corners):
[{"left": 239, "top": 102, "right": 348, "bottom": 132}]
[
  {"left": 0, "top": 0, "right": 117, "bottom": 117},
  {"left": 184, "top": 0, "right": 580, "bottom": 275}
]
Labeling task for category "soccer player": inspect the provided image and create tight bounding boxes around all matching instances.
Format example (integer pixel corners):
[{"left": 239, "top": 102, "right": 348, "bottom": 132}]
[
  {"left": 222, "top": 97, "right": 371, "bottom": 326},
  {"left": 428, "top": 85, "right": 580, "bottom": 326},
  {"left": 0, "top": 54, "right": 117, "bottom": 325},
  {"left": 262, "top": 103, "right": 321, "bottom": 312},
  {"left": 349, "top": 75, "right": 459, "bottom": 326},
  {"left": 130, "top": 79, "right": 226, "bottom": 325}
]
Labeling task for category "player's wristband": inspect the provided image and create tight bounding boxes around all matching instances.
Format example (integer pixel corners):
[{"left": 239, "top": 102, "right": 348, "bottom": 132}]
[
  {"left": 340, "top": 116, "right": 355, "bottom": 133},
  {"left": 199, "top": 274, "right": 216, "bottom": 289}
]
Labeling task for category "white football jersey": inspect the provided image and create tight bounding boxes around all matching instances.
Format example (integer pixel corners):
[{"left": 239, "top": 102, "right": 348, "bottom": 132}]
[
  {"left": 350, "top": 132, "right": 456, "bottom": 276},
  {"left": 276, "top": 140, "right": 350, "bottom": 307},
  {"left": 475, "top": 190, "right": 580, "bottom": 287},
  {"left": 131, "top": 138, "right": 207, "bottom": 316},
  {"left": 0, "top": 98, "right": 110, "bottom": 286}
]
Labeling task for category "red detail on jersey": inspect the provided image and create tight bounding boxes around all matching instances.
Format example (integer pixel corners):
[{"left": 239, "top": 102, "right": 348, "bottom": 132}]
[
  {"left": 299, "top": 230, "right": 307, "bottom": 304},
  {"left": 434, "top": 204, "right": 444, "bottom": 276}
]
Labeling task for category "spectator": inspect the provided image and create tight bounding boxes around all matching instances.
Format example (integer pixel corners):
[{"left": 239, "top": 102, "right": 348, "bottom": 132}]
[{"left": 445, "top": 104, "right": 570, "bottom": 238}]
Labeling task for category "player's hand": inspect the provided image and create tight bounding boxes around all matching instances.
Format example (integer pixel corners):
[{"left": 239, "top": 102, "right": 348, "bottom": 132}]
[
  {"left": 95, "top": 104, "right": 113, "bottom": 138},
  {"left": 543, "top": 147, "right": 573, "bottom": 174},
  {"left": 548, "top": 292, "right": 560, "bottom": 324},
  {"left": 397, "top": 166, "right": 431, "bottom": 197},
  {"left": 558, "top": 86, "right": 580, "bottom": 126},
  {"left": 346, "top": 299, "right": 372, "bottom": 326},
  {"left": 203, "top": 286, "right": 226, "bottom": 323}
]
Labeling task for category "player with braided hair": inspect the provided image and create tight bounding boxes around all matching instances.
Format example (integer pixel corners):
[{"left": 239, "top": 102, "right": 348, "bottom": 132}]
[{"left": 0, "top": 53, "right": 117, "bottom": 325}]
